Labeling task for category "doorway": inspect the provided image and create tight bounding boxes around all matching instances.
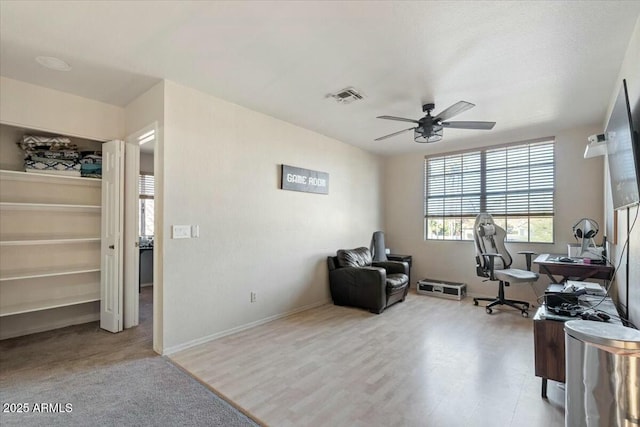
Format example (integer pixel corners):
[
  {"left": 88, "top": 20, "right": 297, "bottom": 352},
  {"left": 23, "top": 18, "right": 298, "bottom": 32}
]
[{"left": 124, "top": 123, "right": 157, "bottom": 338}]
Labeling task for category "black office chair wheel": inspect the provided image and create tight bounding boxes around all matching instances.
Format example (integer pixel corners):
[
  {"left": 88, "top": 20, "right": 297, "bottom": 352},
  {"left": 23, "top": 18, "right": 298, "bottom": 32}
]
[
  {"left": 486, "top": 307, "right": 493, "bottom": 314},
  {"left": 521, "top": 310, "right": 529, "bottom": 318},
  {"left": 473, "top": 299, "right": 479, "bottom": 306}
]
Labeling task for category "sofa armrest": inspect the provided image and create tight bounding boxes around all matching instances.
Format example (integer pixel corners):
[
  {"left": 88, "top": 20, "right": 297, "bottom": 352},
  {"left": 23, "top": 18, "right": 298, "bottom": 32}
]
[
  {"left": 372, "top": 261, "right": 408, "bottom": 275},
  {"left": 329, "top": 266, "right": 386, "bottom": 312}
]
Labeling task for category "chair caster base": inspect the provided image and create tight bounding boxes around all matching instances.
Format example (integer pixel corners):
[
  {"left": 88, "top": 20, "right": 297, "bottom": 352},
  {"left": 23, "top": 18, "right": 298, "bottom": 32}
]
[{"left": 474, "top": 296, "right": 530, "bottom": 316}]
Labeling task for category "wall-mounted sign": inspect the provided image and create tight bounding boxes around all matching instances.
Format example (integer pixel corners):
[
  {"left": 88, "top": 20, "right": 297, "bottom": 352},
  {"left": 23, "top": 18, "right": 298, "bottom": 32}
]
[{"left": 281, "top": 164, "right": 329, "bottom": 195}]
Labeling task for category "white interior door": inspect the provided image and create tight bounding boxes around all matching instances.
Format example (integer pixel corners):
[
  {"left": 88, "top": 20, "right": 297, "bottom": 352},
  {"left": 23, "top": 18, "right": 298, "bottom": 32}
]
[
  {"left": 101, "top": 139, "right": 124, "bottom": 333},
  {"left": 124, "top": 141, "right": 140, "bottom": 328}
]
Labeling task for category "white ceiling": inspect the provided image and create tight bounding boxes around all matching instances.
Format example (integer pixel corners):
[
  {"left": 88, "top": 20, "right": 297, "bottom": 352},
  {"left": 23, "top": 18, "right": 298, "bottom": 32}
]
[{"left": 1, "top": 1, "right": 639, "bottom": 155}]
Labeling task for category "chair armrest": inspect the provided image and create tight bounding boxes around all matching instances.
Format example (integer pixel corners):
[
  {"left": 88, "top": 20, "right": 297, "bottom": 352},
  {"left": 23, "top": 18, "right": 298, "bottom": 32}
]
[
  {"left": 328, "top": 267, "right": 386, "bottom": 311},
  {"left": 481, "top": 253, "right": 504, "bottom": 280},
  {"left": 517, "top": 251, "right": 537, "bottom": 271},
  {"left": 372, "top": 261, "right": 408, "bottom": 275},
  {"left": 329, "top": 267, "right": 386, "bottom": 291}
]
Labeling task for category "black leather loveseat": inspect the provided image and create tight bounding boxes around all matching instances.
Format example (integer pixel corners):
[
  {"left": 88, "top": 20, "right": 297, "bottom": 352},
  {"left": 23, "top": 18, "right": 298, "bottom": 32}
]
[{"left": 327, "top": 247, "right": 409, "bottom": 314}]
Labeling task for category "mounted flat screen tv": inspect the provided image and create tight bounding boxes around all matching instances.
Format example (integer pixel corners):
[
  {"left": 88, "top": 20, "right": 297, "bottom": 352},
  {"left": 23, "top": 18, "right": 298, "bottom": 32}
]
[{"left": 606, "top": 79, "right": 640, "bottom": 210}]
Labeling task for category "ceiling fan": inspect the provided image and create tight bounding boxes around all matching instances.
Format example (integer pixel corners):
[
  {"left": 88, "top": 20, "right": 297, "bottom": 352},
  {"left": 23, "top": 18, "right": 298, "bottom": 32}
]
[{"left": 375, "top": 101, "right": 496, "bottom": 143}]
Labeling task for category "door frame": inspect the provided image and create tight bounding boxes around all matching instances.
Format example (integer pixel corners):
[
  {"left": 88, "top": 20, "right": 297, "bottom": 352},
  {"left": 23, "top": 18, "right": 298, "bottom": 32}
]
[
  {"left": 123, "top": 123, "right": 157, "bottom": 329},
  {"left": 123, "top": 133, "right": 140, "bottom": 328}
]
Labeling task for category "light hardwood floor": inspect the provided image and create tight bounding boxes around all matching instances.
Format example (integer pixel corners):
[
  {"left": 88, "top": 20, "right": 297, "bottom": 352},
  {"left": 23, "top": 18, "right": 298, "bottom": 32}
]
[{"left": 171, "top": 291, "right": 566, "bottom": 427}]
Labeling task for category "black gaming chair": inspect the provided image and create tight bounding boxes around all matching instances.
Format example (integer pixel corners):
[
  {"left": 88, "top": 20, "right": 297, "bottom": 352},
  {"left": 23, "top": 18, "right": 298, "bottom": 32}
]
[{"left": 473, "top": 213, "right": 539, "bottom": 317}]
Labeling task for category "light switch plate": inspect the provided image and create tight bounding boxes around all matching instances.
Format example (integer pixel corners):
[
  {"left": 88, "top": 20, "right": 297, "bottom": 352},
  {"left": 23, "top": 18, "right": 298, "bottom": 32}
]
[
  {"left": 191, "top": 225, "right": 200, "bottom": 238},
  {"left": 172, "top": 225, "right": 191, "bottom": 239}
]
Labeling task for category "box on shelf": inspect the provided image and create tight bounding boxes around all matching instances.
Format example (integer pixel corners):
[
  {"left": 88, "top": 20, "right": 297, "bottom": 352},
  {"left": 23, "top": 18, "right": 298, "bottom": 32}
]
[{"left": 417, "top": 278, "right": 466, "bottom": 300}]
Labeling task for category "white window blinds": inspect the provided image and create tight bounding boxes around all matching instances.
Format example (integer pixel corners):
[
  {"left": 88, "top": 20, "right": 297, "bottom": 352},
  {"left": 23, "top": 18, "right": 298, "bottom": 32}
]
[
  {"left": 485, "top": 141, "right": 555, "bottom": 217},
  {"left": 425, "top": 139, "right": 555, "bottom": 242},
  {"left": 139, "top": 174, "right": 154, "bottom": 199}
]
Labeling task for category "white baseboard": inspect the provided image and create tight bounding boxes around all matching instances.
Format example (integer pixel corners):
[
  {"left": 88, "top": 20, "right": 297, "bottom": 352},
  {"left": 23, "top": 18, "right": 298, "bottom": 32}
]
[
  {"left": 163, "top": 299, "right": 331, "bottom": 355},
  {"left": 0, "top": 312, "right": 100, "bottom": 340}
]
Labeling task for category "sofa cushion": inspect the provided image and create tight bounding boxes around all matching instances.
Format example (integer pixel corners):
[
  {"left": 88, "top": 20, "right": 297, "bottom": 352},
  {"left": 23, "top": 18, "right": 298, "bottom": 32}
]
[
  {"left": 386, "top": 273, "right": 408, "bottom": 293},
  {"left": 336, "top": 247, "right": 372, "bottom": 268}
]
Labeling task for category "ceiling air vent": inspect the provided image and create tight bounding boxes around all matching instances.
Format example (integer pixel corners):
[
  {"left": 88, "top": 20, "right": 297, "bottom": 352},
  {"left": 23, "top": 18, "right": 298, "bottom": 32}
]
[{"left": 327, "top": 87, "right": 365, "bottom": 104}]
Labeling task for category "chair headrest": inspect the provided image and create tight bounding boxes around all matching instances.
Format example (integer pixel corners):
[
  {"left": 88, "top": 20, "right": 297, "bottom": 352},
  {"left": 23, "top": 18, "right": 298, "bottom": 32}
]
[{"left": 478, "top": 224, "right": 496, "bottom": 237}]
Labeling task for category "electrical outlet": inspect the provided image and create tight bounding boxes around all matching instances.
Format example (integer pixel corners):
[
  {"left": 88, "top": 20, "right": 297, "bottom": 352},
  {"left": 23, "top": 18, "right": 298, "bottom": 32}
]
[{"left": 250, "top": 292, "right": 257, "bottom": 303}]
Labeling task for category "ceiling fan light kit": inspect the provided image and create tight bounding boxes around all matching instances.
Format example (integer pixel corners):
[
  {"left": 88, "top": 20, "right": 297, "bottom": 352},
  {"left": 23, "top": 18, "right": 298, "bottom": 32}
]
[
  {"left": 414, "top": 128, "right": 443, "bottom": 143},
  {"left": 375, "top": 101, "right": 496, "bottom": 143}
]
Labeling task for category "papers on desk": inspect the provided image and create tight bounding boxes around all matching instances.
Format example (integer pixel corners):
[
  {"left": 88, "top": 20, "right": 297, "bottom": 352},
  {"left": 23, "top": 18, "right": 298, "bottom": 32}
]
[{"left": 565, "top": 280, "right": 605, "bottom": 296}]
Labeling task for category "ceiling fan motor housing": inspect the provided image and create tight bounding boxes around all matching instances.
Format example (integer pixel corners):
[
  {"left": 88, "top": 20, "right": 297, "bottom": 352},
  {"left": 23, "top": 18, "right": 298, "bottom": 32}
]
[{"left": 422, "top": 103, "right": 435, "bottom": 113}]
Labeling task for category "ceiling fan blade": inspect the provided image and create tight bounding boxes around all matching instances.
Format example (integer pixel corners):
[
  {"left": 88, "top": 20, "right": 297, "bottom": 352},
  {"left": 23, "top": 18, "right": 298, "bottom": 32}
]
[
  {"left": 434, "top": 101, "right": 475, "bottom": 121},
  {"left": 441, "top": 121, "right": 496, "bottom": 130},
  {"left": 374, "top": 127, "right": 416, "bottom": 141},
  {"left": 376, "top": 115, "right": 420, "bottom": 124}
]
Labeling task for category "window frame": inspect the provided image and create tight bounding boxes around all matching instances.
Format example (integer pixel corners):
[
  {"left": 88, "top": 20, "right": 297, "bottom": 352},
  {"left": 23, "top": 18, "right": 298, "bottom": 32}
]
[{"left": 424, "top": 137, "right": 555, "bottom": 243}]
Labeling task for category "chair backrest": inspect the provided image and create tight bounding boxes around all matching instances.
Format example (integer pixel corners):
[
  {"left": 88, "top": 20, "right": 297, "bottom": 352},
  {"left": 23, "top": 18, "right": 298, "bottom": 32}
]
[
  {"left": 336, "top": 247, "right": 372, "bottom": 268},
  {"left": 474, "top": 213, "right": 512, "bottom": 274},
  {"left": 370, "top": 231, "right": 388, "bottom": 262}
]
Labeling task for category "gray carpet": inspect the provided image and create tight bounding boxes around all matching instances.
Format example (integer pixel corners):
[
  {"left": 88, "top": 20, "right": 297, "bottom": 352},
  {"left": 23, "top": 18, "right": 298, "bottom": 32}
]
[{"left": 0, "top": 356, "right": 258, "bottom": 427}]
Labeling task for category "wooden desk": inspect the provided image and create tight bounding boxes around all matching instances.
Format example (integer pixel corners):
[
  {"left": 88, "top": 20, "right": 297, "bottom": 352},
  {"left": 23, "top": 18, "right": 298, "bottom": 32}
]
[
  {"left": 533, "top": 253, "right": 613, "bottom": 284},
  {"left": 533, "top": 295, "right": 620, "bottom": 398}
]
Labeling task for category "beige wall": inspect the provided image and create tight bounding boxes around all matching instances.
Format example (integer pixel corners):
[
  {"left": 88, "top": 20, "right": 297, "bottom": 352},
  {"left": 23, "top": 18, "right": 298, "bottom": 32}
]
[
  {"left": 383, "top": 126, "right": 604, "bottom": 303},
  {"left": 605, "top": 16, "right": 640, "bottom": 325},
  {"left": 0, "top": 76, "right": 124, "bottom": 141},
  {"left": 124, "top": 81, "right": 164, "bottom": 138},
  {"left": 161, "top": 81, "right": 383, "bottom": 352}
]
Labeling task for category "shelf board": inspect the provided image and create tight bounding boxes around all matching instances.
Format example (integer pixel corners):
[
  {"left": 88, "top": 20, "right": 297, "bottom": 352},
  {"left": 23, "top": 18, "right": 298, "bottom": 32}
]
[
  {"left": 0, "top": 169, "right": 101, "bottom": 186},
  {"left": 0, "top": 236, "right": 100, "bottom": 246},
  {"left": 0, "top": 202, "right": 101, "bottom": 212},
  {"left": 0, "top": 265, "right": 100, "bottom": 281},
  {"left": 0, "top": 292, "right": 100, "bottom": 317}
]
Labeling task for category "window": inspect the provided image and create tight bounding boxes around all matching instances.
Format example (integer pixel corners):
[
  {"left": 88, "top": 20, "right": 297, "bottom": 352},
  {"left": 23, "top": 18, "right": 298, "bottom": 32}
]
[
  {"left": 139, "top": 174, "right": 154, "bottom": 237},
  {"left": 425, "top": 139, "right": 555, "bottom": 243}
]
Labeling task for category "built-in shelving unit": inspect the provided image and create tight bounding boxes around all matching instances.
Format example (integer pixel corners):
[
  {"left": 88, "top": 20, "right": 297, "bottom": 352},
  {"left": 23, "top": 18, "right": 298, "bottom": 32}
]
[
  {"left": 0, "top": 265, "right": 101, "bottom": 282},
  {"left": 0, "top": 202, "right": 101, "bottom": 212},
  {"left": 0, "top": 162, "right": 102, "bottom": 335},
  {"left": 0, "top": 169, "right": 101, "bottom": 184},
  {"left": 0, "top": 237, "right": 101, "bottom": 246},
  {"left": 0, "top": 293, "right": 101, "bottom": 317}
]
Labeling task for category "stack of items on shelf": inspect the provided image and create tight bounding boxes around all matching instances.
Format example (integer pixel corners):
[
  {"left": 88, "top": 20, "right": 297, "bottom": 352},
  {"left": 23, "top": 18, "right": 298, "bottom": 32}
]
[
  {"left": 17, "top": 135, "right": 102, "bottom": 178},
  {"left": 18, "top": 135, "right": 81, "bottom": 176},
  {"left": 79, "top": 151, "right": 102, "bottom": 178}
]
